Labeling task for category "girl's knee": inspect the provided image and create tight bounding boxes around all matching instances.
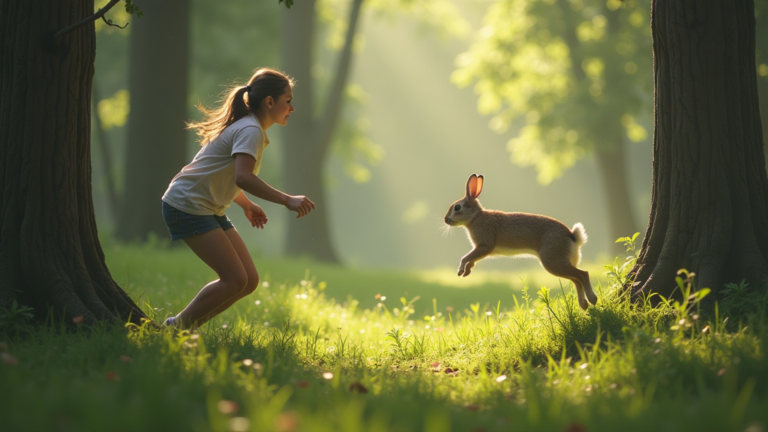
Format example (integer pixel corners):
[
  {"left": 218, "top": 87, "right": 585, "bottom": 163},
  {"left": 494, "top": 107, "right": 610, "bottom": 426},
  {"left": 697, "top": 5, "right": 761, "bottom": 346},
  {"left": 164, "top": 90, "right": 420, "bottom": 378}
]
[
  {"left": 241, "top": 272, "right": 259, "bottom": 296},
  {"left": 222, "top": 271, "right": 249, "bottom": 296}
]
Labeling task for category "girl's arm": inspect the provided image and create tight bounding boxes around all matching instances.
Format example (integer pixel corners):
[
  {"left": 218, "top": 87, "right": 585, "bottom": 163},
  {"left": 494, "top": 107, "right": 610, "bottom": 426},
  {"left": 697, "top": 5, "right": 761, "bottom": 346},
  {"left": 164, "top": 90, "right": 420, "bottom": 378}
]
[
  {"left": 234, "top": 153, "right": 315, "bottom": 217},
  {"left": 233, "top": 191, "right": 252, "bottom": 208}
]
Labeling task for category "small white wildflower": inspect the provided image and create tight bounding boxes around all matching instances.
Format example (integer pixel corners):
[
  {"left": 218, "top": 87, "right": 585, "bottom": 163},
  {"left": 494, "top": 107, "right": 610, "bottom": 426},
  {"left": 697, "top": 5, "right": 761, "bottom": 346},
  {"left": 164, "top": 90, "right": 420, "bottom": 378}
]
[{"left": 255, "top": 300, "right": 261, "bottom": 305}]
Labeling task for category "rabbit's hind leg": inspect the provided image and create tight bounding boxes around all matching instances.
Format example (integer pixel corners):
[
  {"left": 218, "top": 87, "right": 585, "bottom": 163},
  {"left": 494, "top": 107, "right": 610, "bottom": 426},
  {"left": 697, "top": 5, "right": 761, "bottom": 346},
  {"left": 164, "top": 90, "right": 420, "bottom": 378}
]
[
  {"left": 539, "top": 255, "right": 591, "bottom": 310},
  {"left": 580, "top": 271, "right": 598, "bottom": 306}
]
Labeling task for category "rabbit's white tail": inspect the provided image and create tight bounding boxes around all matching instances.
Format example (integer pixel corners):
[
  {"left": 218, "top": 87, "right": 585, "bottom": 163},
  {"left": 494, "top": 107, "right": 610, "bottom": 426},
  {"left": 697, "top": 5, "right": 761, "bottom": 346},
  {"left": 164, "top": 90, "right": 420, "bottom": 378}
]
[
  {"left": 571, "top": 223, "right": 588, "bottom": 246},
  {"left": 570, "top": 223, "right": 588, "bottom": 266}
]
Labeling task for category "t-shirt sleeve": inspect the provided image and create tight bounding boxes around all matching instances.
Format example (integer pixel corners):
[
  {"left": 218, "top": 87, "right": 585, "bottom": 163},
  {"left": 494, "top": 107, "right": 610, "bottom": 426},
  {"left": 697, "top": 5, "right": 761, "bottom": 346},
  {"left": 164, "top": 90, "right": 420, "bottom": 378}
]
[{"left": 230, "top": 125, "right": 263, "bottom": 160}]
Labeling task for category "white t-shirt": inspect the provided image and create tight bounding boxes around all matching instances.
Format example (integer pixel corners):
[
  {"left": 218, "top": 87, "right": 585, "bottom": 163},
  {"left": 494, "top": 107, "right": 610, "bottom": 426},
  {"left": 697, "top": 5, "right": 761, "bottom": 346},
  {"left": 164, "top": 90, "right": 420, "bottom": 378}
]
[{"left": 162, "top": 114, "right": 269, "bottom": 216}]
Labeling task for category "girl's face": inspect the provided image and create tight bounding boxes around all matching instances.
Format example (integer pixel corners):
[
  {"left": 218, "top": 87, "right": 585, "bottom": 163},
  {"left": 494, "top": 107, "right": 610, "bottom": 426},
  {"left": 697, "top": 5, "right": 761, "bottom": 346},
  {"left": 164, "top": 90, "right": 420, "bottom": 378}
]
[{"left": 267, "top": 85, "right": 295, "bottom": 126}]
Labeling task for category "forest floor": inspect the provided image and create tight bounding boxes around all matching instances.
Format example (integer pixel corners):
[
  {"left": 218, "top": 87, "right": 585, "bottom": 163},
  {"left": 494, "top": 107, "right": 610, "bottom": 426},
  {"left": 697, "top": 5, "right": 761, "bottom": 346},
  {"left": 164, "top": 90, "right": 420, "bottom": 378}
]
[{"left": 2, "top": 240, "right": 768, "bottom": 432}]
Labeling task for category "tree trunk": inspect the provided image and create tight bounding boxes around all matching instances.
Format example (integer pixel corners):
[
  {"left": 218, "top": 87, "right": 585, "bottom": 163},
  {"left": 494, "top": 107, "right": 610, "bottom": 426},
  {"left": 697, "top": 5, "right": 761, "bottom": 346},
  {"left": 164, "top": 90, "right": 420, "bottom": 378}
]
[
  {"left": 595, "top": 140, "right": 640, "bottom": 258},
  {"left": 117, "top": 0, "right": 190, "bottom": 242},
  {"left": 629, "top": 0, "right": 768, "bottom": 300},
  {"left": 0, "top": 0, "right": 146, "bottom": 325},
  {"left": 279, "top": 0, "right": 365, "bottom": 263}
]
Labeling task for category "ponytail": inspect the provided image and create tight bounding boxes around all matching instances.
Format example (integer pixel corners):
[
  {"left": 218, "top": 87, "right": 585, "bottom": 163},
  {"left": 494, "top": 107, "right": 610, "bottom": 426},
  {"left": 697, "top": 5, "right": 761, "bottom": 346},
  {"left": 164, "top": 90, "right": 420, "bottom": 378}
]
[{"left": 187, "top": 67, "right": 294, "bottom": 145}]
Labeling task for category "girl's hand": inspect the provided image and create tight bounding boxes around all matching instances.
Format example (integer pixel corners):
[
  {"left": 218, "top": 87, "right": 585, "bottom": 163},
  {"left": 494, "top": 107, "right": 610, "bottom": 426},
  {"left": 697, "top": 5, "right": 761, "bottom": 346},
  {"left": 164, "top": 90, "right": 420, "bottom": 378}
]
[
  {"left": 244, "top": 203, "right": 268, "bottom": 228},
  {"left": 285, "top": 195, "right": 315, "bottom": 218}
]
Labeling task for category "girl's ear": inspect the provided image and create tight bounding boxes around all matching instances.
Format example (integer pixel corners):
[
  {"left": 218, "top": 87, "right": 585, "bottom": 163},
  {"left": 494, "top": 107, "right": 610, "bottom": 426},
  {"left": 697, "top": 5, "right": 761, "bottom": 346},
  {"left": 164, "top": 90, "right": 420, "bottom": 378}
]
[
  {"left": 465, "top": 174, "right": 484, "bottom": 202},
  {"left": 264, "top": 95, "right": 274, "bottom": 109}
]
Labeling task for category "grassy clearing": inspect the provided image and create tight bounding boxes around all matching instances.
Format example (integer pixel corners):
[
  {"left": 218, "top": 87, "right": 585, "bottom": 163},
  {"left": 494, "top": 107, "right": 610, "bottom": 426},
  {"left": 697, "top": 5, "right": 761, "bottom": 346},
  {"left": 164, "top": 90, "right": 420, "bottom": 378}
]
[{"left": 2, "top": 242, "right": 768, "bottom": 432}]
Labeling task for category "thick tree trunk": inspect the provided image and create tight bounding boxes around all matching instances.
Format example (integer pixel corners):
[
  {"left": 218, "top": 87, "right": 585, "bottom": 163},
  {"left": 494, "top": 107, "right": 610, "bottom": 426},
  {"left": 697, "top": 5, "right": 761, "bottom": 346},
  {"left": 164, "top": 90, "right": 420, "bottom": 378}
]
[
  {"left": 629, "top": 0, "right": 768, "bottom": 300},
  {"left": 595, "top": 140, "right": 640, "bottom": 258},
  {"left": 0, "top": 0, "right": 146, "bottom": 325},
  {"left": 280, "top": 0, "right": 338, "bottom": 262},
  {"left": 280, "top": 0, "right": 364, "bottom": 263},
  {"left": 117, "top": 0, "right": 190, "bottom": 242},
  {"left": 760, "top": 78, "right": 768, "bottom": 171}
]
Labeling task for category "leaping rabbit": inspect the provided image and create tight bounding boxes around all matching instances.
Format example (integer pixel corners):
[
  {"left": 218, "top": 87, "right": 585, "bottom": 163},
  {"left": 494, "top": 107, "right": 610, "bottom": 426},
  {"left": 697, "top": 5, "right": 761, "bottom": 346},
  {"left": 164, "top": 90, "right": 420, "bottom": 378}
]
[{"left": 444, "top": 174, "right": 598, "bottom": 310}]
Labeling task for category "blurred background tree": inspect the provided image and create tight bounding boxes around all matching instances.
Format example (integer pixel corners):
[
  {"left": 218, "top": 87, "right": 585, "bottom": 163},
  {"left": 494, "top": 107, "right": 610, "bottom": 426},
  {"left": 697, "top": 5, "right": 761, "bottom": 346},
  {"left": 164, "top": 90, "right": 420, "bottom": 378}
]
[
  {"left": 117, "top": 0, "right": 190, "bottom": 242},
  {"left": 453, "top": 0, "right": 653, "bottom": 255},
  {"left": 279, "top": 0, "right": 468, "bottom": 263}
]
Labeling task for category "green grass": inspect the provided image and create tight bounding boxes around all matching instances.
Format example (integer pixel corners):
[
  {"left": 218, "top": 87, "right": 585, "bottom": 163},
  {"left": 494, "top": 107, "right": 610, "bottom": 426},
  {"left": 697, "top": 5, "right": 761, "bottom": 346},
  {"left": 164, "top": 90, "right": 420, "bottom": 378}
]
[{"left": 2, "top": 242, "right": 768, "bottom": 432}]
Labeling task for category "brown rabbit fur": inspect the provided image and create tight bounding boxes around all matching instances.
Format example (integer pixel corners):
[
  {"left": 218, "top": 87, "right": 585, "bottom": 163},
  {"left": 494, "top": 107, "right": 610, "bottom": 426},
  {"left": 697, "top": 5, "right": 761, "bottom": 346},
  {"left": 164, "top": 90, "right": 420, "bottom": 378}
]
[{"left": 444, "top": 174, "right": 598, "bottom": 310}]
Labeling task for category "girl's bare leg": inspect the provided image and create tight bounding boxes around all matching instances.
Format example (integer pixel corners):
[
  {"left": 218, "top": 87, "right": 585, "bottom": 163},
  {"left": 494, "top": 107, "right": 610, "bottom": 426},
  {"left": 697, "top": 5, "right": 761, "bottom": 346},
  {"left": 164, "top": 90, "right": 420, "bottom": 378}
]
[
  {"left": 175, "top": 228, "right": 258, "bottom": 328},
  {"left": 194, "top": 228, "right": 259, "bottom": 321}
]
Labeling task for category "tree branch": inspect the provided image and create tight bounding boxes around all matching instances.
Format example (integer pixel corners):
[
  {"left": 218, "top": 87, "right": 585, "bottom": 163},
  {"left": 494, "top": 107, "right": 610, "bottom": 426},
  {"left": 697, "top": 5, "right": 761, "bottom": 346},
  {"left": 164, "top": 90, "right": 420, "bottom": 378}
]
[
  {"left": 102, "top": 15, "right": 129, "bottom": 30},
  {"left": 316, "top": 0, "right": 366, "bottom": 154},
  {"left": 54, "top": 0, "right": 122, "bottom": 45}
]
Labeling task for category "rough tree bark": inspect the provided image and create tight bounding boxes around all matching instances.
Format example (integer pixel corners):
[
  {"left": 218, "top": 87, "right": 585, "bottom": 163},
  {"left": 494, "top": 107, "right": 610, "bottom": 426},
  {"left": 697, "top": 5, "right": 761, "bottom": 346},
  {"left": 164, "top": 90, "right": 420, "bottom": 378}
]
[
  {"left": 117, "top": 0, "right": 190, "bottom": 242},
  {"left": 629, "top": 0, "right": 768, "bottom": 299},
  {"left": 280, "top": 0, "right": 364, "bottom": 263},
  {"left": 0, "top": 0, "right": 146, "bottom": 325}
]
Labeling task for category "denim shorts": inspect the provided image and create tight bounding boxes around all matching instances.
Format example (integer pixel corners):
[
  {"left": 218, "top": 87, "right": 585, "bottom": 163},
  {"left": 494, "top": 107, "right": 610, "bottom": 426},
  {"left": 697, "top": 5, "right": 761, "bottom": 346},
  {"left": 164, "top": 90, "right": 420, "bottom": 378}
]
[{"left": 161, "top": 201, "right": 235, "bottom": 241}]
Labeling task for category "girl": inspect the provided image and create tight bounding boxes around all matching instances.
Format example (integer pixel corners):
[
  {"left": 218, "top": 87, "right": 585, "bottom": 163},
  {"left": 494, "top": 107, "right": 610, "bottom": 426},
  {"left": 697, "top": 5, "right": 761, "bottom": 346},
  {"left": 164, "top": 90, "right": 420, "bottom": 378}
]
[{"left": 161, "top": 67, "right": 314, "bottom": 329}]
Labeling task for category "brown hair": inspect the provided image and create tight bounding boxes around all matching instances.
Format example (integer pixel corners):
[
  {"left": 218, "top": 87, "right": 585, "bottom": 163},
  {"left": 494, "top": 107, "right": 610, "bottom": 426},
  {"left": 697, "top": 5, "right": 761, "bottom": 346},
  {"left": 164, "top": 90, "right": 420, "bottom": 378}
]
[{"left": 187, "top": 67, "right": 294, "bottom": 145}]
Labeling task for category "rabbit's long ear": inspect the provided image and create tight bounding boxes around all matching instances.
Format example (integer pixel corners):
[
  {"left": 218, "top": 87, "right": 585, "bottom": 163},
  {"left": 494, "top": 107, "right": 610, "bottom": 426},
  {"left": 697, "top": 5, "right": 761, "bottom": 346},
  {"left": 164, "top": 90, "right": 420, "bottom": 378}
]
[{"left": 465, "top": 174, "right": 484, "bottom": 202}]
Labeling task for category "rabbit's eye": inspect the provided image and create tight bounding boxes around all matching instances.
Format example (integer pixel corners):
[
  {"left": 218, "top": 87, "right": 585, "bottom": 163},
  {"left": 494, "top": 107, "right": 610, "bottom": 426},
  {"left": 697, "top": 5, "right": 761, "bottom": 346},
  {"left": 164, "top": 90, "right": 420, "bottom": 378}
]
[{"left": 454, "top": 204, "right": 461, "bottom": 212}]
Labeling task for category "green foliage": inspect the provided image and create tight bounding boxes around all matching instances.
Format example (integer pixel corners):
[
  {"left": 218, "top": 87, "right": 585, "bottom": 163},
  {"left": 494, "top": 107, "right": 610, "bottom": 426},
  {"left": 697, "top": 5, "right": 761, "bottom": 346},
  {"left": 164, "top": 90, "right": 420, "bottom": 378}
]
[
  {"left": 3, "top": 245, "right": 768, "bottom": 431},
  {"left": 124, "top": 0, "right": 143, "bottom": 17},
  {"left": 0, "top": 301, "right": 35, "bottom": 337},
  {"left": 453, "top": 0, "right": 653, "bottom": 184}
]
